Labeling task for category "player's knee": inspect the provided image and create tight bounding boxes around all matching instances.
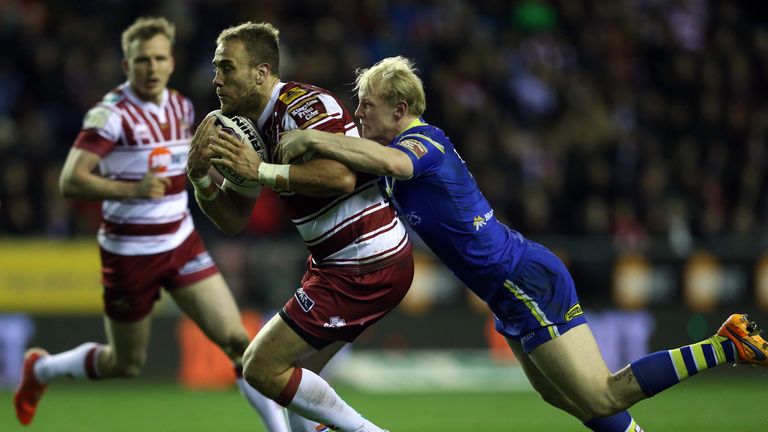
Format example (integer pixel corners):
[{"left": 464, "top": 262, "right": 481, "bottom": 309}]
[
  {"left": 579, "top": 393, "right": 623, "bottom": 419},
  {"left": 218, "top": 332, "right": 251, "bottom": 360},
  {"left": 95, "top": 348, "right": 144, "bottom": 378},
  {"left": 107, "top": 357, "right": 145, "bottom": 378},
  {"left": 242, "top": 345, "right": 268, "bottom": 388},
  {"left": 536, "top": 389, "right": 570, "bottom": 411},
  {"left": 112, "top": 353, "right": 147, "bottom": 378}
]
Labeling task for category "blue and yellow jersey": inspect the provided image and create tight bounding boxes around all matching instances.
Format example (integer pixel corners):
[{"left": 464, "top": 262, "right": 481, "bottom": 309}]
[{"left": 383, "top": 118, "right": 527, "bottom": 300}]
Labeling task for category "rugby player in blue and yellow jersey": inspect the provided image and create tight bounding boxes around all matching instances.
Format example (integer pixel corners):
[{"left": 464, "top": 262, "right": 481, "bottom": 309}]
[{"left": 277, "top": 56, "right": 768, "bottom": 431}]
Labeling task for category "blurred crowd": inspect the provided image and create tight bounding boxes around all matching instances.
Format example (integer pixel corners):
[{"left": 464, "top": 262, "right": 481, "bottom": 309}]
[{"left": 2, "top": 0, "right": 767, "bottom": 249}]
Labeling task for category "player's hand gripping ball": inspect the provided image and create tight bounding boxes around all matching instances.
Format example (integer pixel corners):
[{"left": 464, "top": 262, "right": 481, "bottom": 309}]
[{"left": 209, "top": 109, "right": 267, "bottom": 189}]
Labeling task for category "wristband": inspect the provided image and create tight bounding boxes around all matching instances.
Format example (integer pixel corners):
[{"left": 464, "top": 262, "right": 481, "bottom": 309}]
[
  {"left": 189, "top": 174, "right": 212, "bottom": 189},
  {"left": 257, "top": 163, "right": 290, "bottom": 190},
  {"left": 222, "top": 179, "right": 262, "bottom": 197},
  {"left": 195, "top": 187, "right": 220, "bottom": 201},
  {"left": 189, "top": 174, "right": 219, "bottom": 201}
]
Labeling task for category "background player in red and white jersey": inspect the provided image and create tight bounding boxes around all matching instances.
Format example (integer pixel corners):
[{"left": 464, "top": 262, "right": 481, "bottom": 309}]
[
  {"left": 187, "top": 22, "right": 414, "bottom": 432},
  {"left": 13, "top": 17, "right": 288, "bottom": 431}
]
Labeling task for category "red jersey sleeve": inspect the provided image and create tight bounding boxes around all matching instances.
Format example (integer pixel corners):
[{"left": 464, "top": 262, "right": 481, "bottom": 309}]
[{"left": 74, "top": 130, "right": 116, "bottom": 157}]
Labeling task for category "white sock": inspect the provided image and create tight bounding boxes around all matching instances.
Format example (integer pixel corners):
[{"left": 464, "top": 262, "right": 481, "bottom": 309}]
[
  {"left": 287, "top": 369, "right": 386, "bottom": 432},
  {"left": 287, "top": 410, "right": 330, "bottom": 432},
  {"left": 33, "top": 342, "right": 102, "bottom": 384},
  {"left": 237, "top": 377, "right": 290, "bottom": 432}
]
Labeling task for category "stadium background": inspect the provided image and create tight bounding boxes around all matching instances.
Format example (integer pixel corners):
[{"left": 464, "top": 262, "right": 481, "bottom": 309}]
[{"left": 2, "top": 0, "right": 768, "bottom": 430}]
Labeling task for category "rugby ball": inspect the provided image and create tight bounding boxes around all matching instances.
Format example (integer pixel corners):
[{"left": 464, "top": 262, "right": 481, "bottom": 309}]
[{"left": 209, "top": 110, "right": 267, "bottom": 189}]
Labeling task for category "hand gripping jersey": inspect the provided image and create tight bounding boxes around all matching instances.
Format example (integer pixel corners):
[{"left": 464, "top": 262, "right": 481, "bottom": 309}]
[
  {"left": 257, "top": 82, "right": 411, "bottom": 273},
  {"left": 73, "top": 83, "right": 195, "bottom": 255},
  {"left": 384, "top": 118, "right": 527, "bottom": 301}
]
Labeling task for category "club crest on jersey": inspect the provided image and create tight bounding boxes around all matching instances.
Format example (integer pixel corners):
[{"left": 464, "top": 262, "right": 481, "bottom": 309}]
[
  {"left": 397, "top": 139, "right": 428, "bottom": 159},
  {"left": 133, "top": 124, "right": 152, "bottom": 142},
  {"left": 295, "top": 288, "right": 315, "bottom": 312},
  {"left": 323, "top": 316, "right": 347, "bottom": 328}
]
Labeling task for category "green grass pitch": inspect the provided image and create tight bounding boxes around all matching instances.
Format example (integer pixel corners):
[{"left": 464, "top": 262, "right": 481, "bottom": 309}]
[{"left": 1, "top": 374, "right": 766, "bottom": 431}]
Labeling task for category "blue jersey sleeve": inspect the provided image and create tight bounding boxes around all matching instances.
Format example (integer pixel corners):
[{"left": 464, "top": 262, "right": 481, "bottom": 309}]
[{"left": 389, "top": 133, "right": 446, "bottom": 178}]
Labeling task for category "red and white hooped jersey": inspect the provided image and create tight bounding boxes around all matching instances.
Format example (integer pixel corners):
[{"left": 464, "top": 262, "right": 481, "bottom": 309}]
[
  {"left": 73, "top": 83, "right": 195, "bottom": 255},
  {"left": 257, "top": 82, "right": 411, "bottom": 274}
]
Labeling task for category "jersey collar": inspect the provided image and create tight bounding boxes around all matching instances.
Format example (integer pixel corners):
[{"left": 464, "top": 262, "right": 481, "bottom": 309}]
[
  {"left": 395, "top": 117, "right": 428, "bottom": 141},
  {"left": 122, "top": 82, "right": 169, "bottom": 120},
  {"left": 402, "top": 116, "right": 427, "bottom": 132},
  {"left": 258, "top": 81, "right": 286, "bottom": 129}
]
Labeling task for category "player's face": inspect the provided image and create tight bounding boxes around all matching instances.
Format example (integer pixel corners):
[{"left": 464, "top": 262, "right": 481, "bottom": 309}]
[
  {"left": 355, "top": 91, "right": 399, "bottom": 144},
  {"left": 212, "top": 40, "right": 262, "bottom": 117},
  {"left": 123, "top": 34, "right": 174, "bottom": 104}
]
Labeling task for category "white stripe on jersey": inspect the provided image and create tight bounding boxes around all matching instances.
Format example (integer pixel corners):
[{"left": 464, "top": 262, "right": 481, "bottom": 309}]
[
  {"left": 321, "top": 231, "right": 409, "bottom": 266},
  {"left": 304, "top": 112, "right": 344, "bottom": 130},
  {"left": 166, "top": 104, "right": 178, "bottom": 141},
  {"left": 292, "top": 179, "right": 379, "bottom": 226},
  {"left": 122, "top": 103, "right": 148, "bottom": 144},
  {"left": 285, "top": 90, "right": 321, "bottom": 111},
  {"left": 303, "top": 200, "right": 390, "bottom": 246},
  {"left": 102, "top": 192, "right": 188, "bottom": 224},
  {"left": 98, "top": 213, "right": 194, "bottom": 255},
  {"left": 100, "top": 140, "right": 188, "bottom": 179}
]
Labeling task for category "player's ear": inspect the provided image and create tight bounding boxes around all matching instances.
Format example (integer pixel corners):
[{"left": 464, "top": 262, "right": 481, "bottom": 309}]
[
  {"left": 393, "top": 101, "right": 408, "bottom": 121},
  {"left": 255, "top": 63, "right": 270, "bottom": 85},
  {"left": 121, "top": 58, "right": 129, "bottom": 75}
]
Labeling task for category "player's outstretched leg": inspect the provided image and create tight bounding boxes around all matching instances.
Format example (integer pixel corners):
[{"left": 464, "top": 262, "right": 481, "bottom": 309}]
[
  {"left": 629, "top": 313, "right": 766, "bottom": 400},
  {"left": 717, "top": 313, "right": 768, "bottom": 367},
  {"left": 13, "top": 348, "right": 49, "bottom": 425}
]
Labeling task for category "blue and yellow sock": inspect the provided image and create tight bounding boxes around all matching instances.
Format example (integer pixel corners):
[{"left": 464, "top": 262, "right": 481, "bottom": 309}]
[
  {"left": 630, "top": 335, "right": 736, "bottom": 397},
  {"left": 585, "top": 410, "right": 644, "bottom": 431}
]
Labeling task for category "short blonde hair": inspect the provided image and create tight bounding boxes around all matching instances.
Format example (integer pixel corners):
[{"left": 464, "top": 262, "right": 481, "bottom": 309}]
[
  {"left": 121, "top": 17, "right": 175, "bottom": 58},
  {"left": 217, "top": 22, "right": 280, "bottom": 75},
  {"left": 354, "top": 56, "right": 426, "bottom": 116}
]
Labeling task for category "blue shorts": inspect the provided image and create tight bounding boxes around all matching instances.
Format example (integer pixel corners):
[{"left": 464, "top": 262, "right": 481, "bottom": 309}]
[{"left": 490, "top": 241, "right": 587, "bottom": 353}]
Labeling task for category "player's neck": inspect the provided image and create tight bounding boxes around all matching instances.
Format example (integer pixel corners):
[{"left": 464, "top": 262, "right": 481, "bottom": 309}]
[
  {"left": 250, "top": 76, "right": 281, "bottom": 119},
  {"left": 129, "top": 84, "right": 165, "bottom": 106},
  {"left": 399, "top": 116, "right": 422, "bottom": 133}
]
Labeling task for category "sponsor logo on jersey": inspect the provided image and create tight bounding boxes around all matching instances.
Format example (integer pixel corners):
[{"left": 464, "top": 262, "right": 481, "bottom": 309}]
[
  {"left": 103, "top": 92, "right": 123, "bottom": 104},
  {"left": 521, "top": 332, "right": 536, "bottom": 344},
  {"left": 148, "top": 147, "right": 172, "bottom": 172},
  {"left": 83, "top": 106, "right": 112, "bottom": 130},
  {"left": 290, "top": 99, "right": 322, "bottom": 123},
  {"left": 472, "top": 210, "right": 493, "bottom": 231},
  {"left": 295, "top": 288, "right": 315, "bottom": 312},
  {"left": 564, "top": 303, "right": 583, "bottom": 322},
  {"left": 405, "top": 211, "right": 422, "bottom": 226},
  {"left": 396, "top": 139, "right": 428, "bottom": 158},
  {"left": 179, "top": 252, "right": 214, "bottom": 275},
  {"left": 279, "top": 87, "right": 308, "bottom": 105},
  {"left": 323, "top": 316, "right": 347, "bottom": 328}
]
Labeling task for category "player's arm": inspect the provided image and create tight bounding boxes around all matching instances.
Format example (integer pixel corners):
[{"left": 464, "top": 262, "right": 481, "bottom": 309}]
[
  {"left": 191, "top": 181, "right": 258, "bottom": 236},
  {"left": 210, "top": 131, "right": 356, "bottom": 197},
  {"left": 59, "top": 147, "right": 170, "bottom": 200},
  {"left": 278, "top": 129, "right": 414, "bottom": 180}
]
